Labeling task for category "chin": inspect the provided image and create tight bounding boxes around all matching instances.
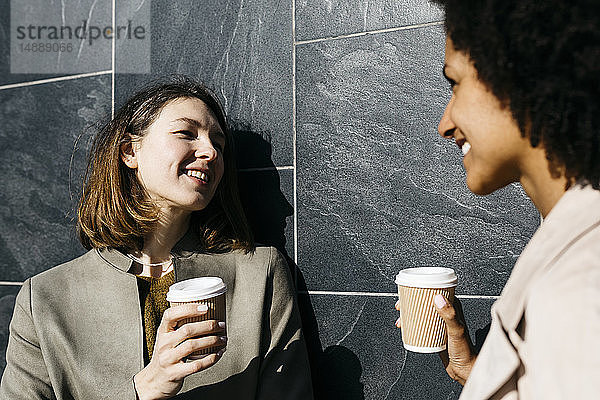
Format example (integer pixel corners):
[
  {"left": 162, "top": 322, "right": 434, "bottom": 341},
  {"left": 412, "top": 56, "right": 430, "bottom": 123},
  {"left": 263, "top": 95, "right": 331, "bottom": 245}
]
[{"left": 466, "top": 179, "right": 502, "bottom": 196}]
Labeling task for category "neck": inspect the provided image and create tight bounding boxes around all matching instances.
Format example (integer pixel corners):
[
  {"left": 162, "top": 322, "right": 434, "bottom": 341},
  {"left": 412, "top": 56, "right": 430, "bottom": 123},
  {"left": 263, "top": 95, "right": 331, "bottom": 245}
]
[
  {"left": 132, "top": 208, "right": 191, "bottom": 277},
  {"left": 519, "top": 147, "right": 568, "bottom": 218}
]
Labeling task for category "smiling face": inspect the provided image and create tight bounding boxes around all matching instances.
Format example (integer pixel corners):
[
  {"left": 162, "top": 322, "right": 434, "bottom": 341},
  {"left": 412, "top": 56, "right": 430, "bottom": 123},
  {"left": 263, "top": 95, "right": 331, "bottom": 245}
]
[
  {"left": 122, "top": 97, "right": 225, "bottom": 215},
  {"left": 437, "top": 37, "right": 534, "bottom": 195}
]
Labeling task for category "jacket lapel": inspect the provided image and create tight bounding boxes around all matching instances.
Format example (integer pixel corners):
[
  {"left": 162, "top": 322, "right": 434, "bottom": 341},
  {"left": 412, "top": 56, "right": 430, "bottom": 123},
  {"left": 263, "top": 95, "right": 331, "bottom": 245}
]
[
  {"left": 495, "top": 185, "right": 600, "bottom": 331},
  {"left": 462, "top": 185, "right": 600, "bottom": 399}
]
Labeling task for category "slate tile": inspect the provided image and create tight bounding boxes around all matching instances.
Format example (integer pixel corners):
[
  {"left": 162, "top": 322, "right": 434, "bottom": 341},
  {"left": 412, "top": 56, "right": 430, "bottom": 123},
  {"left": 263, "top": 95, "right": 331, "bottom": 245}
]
[
  {"left": 238, "top": 169, "right": 294, "bottom": 261},
  {"left": 0, "top": 284, "right": 23, "bottom": 374},
  {"left": 298, "top": 293, "right": 494, "bottom": 400},
  {"left": 114, "top": 0, "right": 293, "bottom": 168},
  {"left": 296, "top": 25, "right": 539, "bottom": 295},
  {"left": 0, "top": 76, "right": 111, "bottom": 281},
  {"left": 296, "top": 0, "right": 443, "bottom": 42},
  {"left": 0, "top": 0, "right": 112, "bottom": 85}
]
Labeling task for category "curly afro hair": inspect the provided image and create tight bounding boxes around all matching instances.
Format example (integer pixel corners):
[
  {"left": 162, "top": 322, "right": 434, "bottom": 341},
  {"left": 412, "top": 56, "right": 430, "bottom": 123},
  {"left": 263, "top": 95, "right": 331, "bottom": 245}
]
[{"left": 432, "top": 0, "right": 600, "bottom": 188}]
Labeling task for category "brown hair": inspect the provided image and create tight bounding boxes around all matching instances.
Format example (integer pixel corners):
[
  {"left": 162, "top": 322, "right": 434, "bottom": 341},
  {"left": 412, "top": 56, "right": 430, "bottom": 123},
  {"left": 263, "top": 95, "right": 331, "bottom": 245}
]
[{"left": 77, "top": 76, "right": 254, "bottom": 253}]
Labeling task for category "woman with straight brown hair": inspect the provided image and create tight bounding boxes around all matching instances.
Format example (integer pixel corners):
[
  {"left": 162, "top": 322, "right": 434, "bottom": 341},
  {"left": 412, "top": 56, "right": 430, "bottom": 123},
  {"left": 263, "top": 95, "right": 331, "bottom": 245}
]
[{"left": 0, "top": 76, "right": 313, "bottom": 400}]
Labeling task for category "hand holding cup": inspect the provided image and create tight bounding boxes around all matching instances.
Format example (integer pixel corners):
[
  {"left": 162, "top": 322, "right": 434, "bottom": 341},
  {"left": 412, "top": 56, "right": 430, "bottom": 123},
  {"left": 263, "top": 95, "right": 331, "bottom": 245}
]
[
  {"left": 395, "top": 267, "right": 458, "bottom": 353},
  {"left": 133, "top": 303, "right": 226, "bottom": 400},
  {"left": 394, "top": 269, "right": 476, "bottom": 385},
  {"left": 134, "top": 277, "right": 228, "bottom": 399},
  {"left": 433, "top": 294, "right": 476, "bottom": 385}
]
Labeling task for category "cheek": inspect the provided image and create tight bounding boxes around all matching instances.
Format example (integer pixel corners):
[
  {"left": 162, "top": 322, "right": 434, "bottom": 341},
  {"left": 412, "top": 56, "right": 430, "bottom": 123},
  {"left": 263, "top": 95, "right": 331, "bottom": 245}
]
[{"left": 215, "top": 159, "right": 225, "bottom": 185}]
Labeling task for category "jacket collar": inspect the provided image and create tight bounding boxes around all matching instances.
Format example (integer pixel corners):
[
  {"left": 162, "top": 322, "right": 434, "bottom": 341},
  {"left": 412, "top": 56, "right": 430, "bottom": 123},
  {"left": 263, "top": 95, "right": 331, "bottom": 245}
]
[
  {"left": 495, "top": 184, "right": 600, "bottom": 330},
  {"left": 95, "top": 228, "right": 205, "bottom": 273},
  {"left": 463, "top": 184, "right": 600, "bottom": 400},
  {"left": 96, "top": 247, "right": 134, "bottom": 272}
]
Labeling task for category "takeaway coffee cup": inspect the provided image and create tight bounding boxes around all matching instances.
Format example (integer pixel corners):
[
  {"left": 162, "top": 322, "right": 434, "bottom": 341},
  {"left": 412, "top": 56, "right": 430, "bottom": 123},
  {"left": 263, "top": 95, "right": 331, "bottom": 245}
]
[
  {"left": 166, "top": 277, "right": 227, "bottom": 358},
  {"left": 395, "top": 267, "right": 458, "bottom": 353}
]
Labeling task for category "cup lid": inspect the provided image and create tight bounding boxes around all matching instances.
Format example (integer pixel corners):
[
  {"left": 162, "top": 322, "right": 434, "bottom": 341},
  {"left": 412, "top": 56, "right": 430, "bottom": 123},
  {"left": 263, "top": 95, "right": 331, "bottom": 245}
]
[
  {"left": 395, "top": 267, "right": 458, "bottom": 288},
  {"left": 166, "top": 277, "right": 227, "bottom": 302}
]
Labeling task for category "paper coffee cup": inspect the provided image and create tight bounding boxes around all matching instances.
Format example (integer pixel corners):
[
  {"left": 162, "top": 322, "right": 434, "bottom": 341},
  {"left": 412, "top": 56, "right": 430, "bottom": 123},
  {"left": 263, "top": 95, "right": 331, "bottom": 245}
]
[
  {"left": 395, "top": 267, "right": 458, "bottom": 353},
  {"left": 166, "top": 277, "right": 227, "bottom": 358}
]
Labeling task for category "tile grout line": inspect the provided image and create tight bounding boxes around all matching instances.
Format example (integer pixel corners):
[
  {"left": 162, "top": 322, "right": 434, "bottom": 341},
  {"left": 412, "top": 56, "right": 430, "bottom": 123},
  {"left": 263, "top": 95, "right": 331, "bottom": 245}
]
[
  {"left": 238, "top": 166, "right": 294, "bottom": 172},
  {"left": 111, "top": 0, "right": 116, "bottom": 117},
  {"left": 0, "top": 71, "right": 112, "bottom": 91},
  {"left": 295, "top": 20, "right": 444, "bottom": 46},
  {"left": 300, "top": 290, "right": 499, "bottom": 300},
  {"left": 292, "top": 0, "right": 298, "bottom": 273},
  {"left": 0, "top": 281, "right": 501, "bottom": 299}
]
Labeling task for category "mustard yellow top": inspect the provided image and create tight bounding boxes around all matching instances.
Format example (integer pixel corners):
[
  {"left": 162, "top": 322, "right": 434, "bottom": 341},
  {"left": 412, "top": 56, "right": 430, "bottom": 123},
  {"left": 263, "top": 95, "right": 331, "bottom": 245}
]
[{"left": 136, "top": 271, "right": 175, "bottom": 363}]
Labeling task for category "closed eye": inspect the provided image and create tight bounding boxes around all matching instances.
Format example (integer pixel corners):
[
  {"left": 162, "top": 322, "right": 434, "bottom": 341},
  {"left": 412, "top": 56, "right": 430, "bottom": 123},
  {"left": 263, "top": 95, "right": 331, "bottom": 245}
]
[
  {"left": 175, "top": 130, "right": 195, "bottom": 138},
  {"left": 442, "top": 67, "right": 457, "bottom": 90}
]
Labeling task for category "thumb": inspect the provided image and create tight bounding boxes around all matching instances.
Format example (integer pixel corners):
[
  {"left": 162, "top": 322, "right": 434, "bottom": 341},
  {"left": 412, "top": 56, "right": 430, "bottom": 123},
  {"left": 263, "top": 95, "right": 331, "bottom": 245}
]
[{"left": 434, "top": 294, "right": 464, "bottom": 336}]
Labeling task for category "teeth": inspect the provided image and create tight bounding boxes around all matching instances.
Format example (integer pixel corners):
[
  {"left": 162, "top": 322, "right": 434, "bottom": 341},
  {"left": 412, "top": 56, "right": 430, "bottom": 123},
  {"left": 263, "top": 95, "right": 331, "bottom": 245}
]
[
  {"left": 461, "top": 142, "right": 471, "bottom": 156},
  {"left": 186, "top": 170, "right": 209, "bottom": 182}
]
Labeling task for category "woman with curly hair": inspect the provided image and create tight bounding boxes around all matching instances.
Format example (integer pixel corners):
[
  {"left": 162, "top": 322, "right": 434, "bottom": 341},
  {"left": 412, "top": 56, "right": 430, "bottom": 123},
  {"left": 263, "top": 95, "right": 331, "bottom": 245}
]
[
  {"left": 0, "top": 77, "right": 313, "bottom": 399},
  {"left": 396, "top": 1, "right": 600, "bottom": 398}
]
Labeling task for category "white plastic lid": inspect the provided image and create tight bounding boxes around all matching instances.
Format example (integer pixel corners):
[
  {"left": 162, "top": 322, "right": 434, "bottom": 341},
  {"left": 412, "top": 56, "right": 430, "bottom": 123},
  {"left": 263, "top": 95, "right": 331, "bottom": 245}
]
[
  {"left": 395, "top": 267, "right": 458, "bottom": 288},
  {"left": 166, "top": 277, "right": 227, "bottom": 302}
]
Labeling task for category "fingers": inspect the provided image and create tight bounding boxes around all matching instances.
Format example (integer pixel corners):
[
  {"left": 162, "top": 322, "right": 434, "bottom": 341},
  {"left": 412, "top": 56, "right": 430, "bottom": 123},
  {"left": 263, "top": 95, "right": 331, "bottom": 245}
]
[
  {"left": 158, "top": 348, "right": 226, "bottom": 382},
  {"left": 394, "top": 300, "right": 402, "bottom": 328},
  {"left": 171, "top": 335, "right": 227, "bottom": 362},
  {"left": 180, "top": 350, "right": 226, "bottom": 376},
  {"left": 433, "top": 294, "right": 465, "bottom": 336},
  {"left": 171, "top": 320, "right": 226, "bottom": 347},
  {"left": 158, "top": 304, "right": 210, "bottom": 333}
]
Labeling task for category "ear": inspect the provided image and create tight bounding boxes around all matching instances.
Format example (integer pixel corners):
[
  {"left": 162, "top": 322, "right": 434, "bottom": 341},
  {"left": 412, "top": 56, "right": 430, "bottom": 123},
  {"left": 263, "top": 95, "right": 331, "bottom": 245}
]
[{"left": 120, "top": 134, "right": 138, "bottom": 169}]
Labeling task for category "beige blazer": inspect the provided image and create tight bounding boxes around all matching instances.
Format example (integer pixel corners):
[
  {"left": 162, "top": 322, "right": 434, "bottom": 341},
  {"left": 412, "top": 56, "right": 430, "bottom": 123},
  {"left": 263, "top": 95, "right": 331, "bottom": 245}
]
[
  {"left": 0, "top": 240, "right": 313, "bottom": 400},
  {"left": 460, "top": 185, "right": 600, "bottom": 399}
]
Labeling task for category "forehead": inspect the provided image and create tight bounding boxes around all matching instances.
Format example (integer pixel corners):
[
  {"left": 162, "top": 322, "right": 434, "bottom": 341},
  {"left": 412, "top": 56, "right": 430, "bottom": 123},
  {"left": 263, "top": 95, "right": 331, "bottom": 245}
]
[
  {"left": 155, "top": 97, "right": 223, "bottom": 131},
  {"left": 444, "top": 37, "right": 469, "bottom": 68},
  {"left": 443, "top": 36, "right": 479, "bottom": 81}
]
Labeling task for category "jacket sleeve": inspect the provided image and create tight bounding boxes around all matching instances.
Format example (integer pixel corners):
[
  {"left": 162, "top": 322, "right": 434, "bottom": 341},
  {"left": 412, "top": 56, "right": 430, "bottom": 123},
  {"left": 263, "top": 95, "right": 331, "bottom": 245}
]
[
  {"left": 256, "top": 248, "right": 314, "bottom": 400},
  {"left": 0, "top": 279, "right": 55, "bottom": 400},
  {"left": 524, "top": 255, "right": 600, "bottom": 399}
]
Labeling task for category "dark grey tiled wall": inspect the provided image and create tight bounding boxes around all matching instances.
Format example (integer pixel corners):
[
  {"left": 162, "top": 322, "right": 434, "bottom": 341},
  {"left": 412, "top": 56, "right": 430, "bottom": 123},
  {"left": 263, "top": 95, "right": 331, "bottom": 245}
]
[
  {"left": 296, "top": 0, "right": 443, "bottom": 41},
  {"left": 0, "top": 1, "right": 539, "bottom": 399}
]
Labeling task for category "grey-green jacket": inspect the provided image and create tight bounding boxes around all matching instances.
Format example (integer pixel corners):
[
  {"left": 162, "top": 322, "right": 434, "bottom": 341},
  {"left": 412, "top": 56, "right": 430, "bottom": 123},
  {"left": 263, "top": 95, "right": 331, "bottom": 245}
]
[{"left": 0, "top": 241, "right": 313, "bottom": 400}]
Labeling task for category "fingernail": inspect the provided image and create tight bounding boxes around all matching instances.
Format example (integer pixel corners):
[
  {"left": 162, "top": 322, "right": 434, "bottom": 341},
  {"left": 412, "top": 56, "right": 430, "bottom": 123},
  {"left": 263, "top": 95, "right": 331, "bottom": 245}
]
[
  {"left": 395, "top": 317, "right": 402, "bottom": 328},
  {"left": 220, "top": 336, "right": 228, "bottom": 342},
  {"left": 218, "top": 321, "right": 226, "bottom": 329},
  {"left": 216, "top": 348, "right": 226, "bottom": 357},
  {"left": 197, "top": 304, "right": 208, "bottom": 312},
  {"left": 434, "top": 294, "right": 447, "bottom": 308}
]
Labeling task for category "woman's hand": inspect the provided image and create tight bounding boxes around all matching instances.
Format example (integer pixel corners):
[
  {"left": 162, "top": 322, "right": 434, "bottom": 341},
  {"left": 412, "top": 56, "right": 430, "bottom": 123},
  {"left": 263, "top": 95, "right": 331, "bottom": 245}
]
[
  {"left": 433, "top": 295, "right": 476, "bottom": 385},
  {"left": 394, "top": 296, "right": 476, "bottom": 386},
  {"left": 133, "top": 304, "right": 227, "bottom": 400}
]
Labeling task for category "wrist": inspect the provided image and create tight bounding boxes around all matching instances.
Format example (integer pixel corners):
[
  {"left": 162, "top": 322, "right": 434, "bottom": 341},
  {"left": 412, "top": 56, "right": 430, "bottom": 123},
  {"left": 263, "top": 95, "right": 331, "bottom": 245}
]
[
  {"left": 459, "top": 354, "right": 477, "bottom": 385},
  {"left": 134, "top": 371, "right": 154, "bottom": 400}
]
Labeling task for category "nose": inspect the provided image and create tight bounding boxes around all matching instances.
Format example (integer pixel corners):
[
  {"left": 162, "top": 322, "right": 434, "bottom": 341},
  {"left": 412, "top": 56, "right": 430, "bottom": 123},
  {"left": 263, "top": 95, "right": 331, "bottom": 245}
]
[
  {"left": 437, "top": 95, "right": 456, "bottom": 139},
  {"left": 194, "top": 139, "right": 218, "bottom": 162}
]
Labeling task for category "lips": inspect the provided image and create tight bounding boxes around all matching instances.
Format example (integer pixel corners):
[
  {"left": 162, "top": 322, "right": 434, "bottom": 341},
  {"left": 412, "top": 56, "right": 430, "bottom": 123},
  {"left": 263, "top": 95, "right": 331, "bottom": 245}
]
[{"left": 185, "top": 169, "right": 209, "bottom": 184}]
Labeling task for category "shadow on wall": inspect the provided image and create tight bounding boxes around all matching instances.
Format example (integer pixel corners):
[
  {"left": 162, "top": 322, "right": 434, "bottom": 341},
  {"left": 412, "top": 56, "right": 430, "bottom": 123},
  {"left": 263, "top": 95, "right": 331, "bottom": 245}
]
[{"left": 234, "top": 128, "right": 365, "bottom": 400}]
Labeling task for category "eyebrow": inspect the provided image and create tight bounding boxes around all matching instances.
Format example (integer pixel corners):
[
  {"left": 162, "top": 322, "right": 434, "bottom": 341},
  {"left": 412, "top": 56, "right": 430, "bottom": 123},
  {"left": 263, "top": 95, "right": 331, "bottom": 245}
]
[{"left": 172, "top": 117, "right": 225, "bottom": 139}]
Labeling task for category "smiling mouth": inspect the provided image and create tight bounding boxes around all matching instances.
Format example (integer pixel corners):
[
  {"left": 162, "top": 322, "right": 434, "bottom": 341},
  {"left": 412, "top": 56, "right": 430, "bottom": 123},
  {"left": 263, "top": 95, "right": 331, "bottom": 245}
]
[
  {"left": 461, "top": 142, "right": 471, "bottom": 156},
  {"left": 455, "top": 139, "right": 471, "bottom": 156},
  {"left": 186, "top": 170, "right": 209, "bottom": 184}
]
